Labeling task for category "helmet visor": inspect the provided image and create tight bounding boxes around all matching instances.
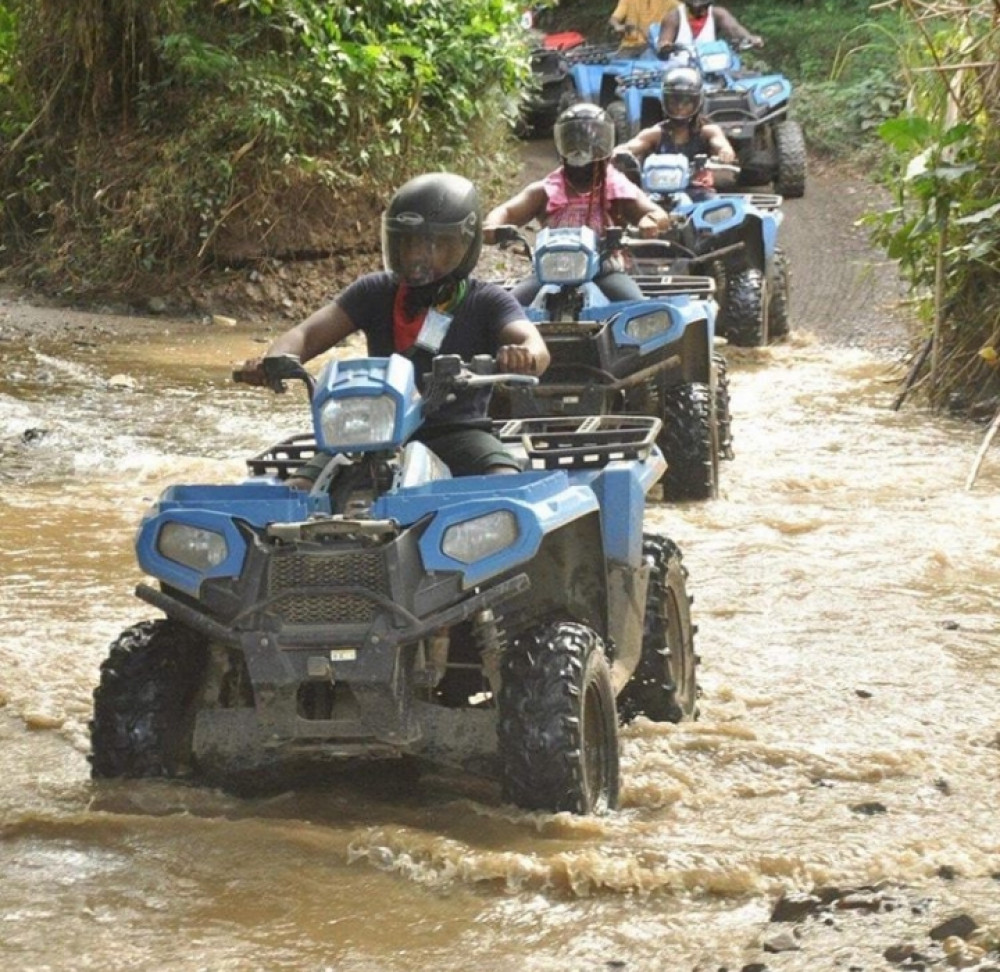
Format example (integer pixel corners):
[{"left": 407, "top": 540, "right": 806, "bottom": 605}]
[
  {"left": 382, "top": 212, "right": 477, "bottom": 287},
  {"left": 664, "top": 92, "right": 700, "bottom": 119},
  {"left": 554, "top": 116, "right": 615, "bottom": 167}
]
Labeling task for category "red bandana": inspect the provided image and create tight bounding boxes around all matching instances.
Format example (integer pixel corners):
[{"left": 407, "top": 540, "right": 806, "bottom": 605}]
[{"left": 392, "top": 284, "right": 428, "bottom": 352}]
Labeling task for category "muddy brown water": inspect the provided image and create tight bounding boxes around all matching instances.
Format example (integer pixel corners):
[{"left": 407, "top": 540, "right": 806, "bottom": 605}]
[{"left": 2, "top": 159, "right": 999, "bottom": 971}]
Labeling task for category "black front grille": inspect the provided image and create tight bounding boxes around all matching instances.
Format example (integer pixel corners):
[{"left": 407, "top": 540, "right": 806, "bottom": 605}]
[{"left": 267, "top": 548, "right": 388, "bottom": 625}]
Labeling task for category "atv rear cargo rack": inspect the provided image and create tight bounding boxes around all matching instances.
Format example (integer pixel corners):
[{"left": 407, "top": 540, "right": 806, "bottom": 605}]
[
  {"left": 496, "top": 414, "right": 660, "bottom": 469},
  {"left": 245, "top": 433, "right": 318, "bottom": 481}
]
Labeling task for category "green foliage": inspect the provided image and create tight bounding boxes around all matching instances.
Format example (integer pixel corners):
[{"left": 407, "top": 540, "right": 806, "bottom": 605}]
[
  {"left": 864, "top": 0, "right": 1000, "bottom": 408},
  {"left": 0, "top": 0, "right": 530, "bottom": 298}
]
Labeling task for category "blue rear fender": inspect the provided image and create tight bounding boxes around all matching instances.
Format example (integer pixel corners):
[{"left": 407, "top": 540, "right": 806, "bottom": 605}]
[
  {"left": 135, "top": 482, "right": 324, "bottom": 596},
  {"left": 372, "top": 470, "right": 600, "bottom": 588}
]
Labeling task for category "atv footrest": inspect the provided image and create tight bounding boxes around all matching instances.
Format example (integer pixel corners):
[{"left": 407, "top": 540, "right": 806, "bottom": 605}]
[
  {"left": 496, "top": 415, "right": 660, "bottom": 469},
  {"left": 246, "top": 433, "right": 318, "bottom": 480}
]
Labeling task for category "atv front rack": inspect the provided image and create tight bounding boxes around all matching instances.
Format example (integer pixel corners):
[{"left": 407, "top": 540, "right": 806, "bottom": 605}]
[{"left": 495, "top": 414, "right": 661, "bottom": 470}]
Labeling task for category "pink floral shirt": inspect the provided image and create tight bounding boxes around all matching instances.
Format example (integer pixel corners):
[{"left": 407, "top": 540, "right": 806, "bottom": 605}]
[{"left": 541, "top": 166, "right": 642, "bottom": 233}]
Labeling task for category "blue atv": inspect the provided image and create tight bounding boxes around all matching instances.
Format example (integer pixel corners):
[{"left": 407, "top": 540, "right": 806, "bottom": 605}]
[
  {"left": 654, "top": 40, "right": 807, "bottom": 198},
  {"left": 490, "top": 223, "right": 732, "bottom": 501},
  {"left": 618, "top": 150, "right": 789, "bottom": 346},
  {"left": 88, "top": 352, "right": 698, "bottom": 815}
]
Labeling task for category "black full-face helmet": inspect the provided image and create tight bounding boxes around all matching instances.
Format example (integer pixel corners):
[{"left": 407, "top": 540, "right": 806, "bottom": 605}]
[
  {"left": 553, "top": 103, "right": 616, "bottom": 168},
  {"left": 382, "top": 172, "right": 483, "bottom": 288},
  {"left": 661, "top": 65, "right": 704, "bottom": 121}
]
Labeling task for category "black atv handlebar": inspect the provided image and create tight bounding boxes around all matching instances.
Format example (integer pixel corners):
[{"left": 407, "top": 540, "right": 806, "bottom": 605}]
[{"left": 232, "top": 354, "right": 315, "bottom": 397}]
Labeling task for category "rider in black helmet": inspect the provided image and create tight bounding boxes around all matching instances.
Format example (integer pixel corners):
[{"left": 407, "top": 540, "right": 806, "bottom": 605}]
[
  {"left": 239, "top": 172, "right": 550, "bottom": 481},
  {"left": 614, "top": 64, "right": 736, "bottom": 200},
  {"left": 483, "top": 103, "right": 672, "bottom": 305}
]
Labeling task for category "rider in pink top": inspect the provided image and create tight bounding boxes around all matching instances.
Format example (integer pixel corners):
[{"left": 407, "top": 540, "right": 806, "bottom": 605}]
[{"left": 483, "top": 104, "right": 671, "bottom": 305}]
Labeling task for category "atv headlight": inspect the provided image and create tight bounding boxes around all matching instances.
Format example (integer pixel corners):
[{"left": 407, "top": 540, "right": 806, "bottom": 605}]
[
  {"left": 320, "top": 395, "right": 397, "bottom": 448},
  {"left": 700, "top": 52, "right": 731, "bottom": 73},
  {"left": 645, "top": 167, "right": 687, "bottom": 192},
  {"left": 624, "top": 309, "right": 673, "bottom": 341},
  {"left": 441, "top": 511, "right": 520, "bottom": 563},
  {"left": 157, "top": 522, "right": 229, "bottom": 571},
  {"left": 755, "top": 81, "right": 785, "bottom": 104},
  {"left": 537, "top": 249, "right": 590, "bottom": 285},
  {"left": 701, "top": 203, "right": 737, "bottom": 226}
]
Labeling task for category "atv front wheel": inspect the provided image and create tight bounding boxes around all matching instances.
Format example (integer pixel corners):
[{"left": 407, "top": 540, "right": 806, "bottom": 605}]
[
  {"left": 620, "top": 536, "right": 698, "bottom": 723},
  {"left": 659, "top": 381, "right": 719, "bottom": 501},
  {"left": 89, "top": 619, "right": 208, "bottom": 778},
  {"left": 719, "top": 267, "right": 767, "bottom": 347},
  {"left": 774, "top": 120, "right": 807, "bottom": 198},
  {"left": 498, "top": 620, "right": 619, "bottom": 814}
]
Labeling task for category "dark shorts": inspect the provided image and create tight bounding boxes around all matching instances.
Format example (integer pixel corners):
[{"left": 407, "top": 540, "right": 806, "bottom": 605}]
[{"left": 291, "top": 426, "right": 519, "bottom": 483}]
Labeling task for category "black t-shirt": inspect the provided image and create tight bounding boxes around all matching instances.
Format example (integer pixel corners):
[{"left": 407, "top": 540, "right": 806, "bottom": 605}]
[{"left": 336, "top": 272, "right": 526, "bottom": 427}]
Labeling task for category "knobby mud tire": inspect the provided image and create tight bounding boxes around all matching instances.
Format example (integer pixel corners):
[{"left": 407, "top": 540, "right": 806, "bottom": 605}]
[
  {"left": 498, "top": 620, "right": 620, "bottom": 814},
  {"left": 774, "top": 120, "right": 807, "bottom": 199},
  {"left": 659, "top": 381, "right": 719, "bottom": 501},
  {"left": 768, "top": 246, "right": 791, "bottom": 340},
  {"left": 719, "top": 267, "right": 767, "bottom": 347},
  {"left": 619, "top": 535, "right": 698, "bottom": 723},
  {"left": 714, "top": 351, "right": 735, "bottom": 461},
  {"left": 89, "top": 619, "right": 208, "bottom": 779}
]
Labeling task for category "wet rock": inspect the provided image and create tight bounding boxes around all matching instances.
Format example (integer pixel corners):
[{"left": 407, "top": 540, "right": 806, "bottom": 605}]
[
  {"left": 762, "top": 930, "right": 800, "bottom": 953},
  {"left": 930, "top": 914, "right": 978, "bottom": 941},
  {"left": 740, "top": 964, "right": 768, "bottom": 972},
  {"left": 770, "top": 891, "right": 825, "bottom": 922},
  {"left": 936, "top": 865, "right": 959, "bottom": 881},
  {"left": 106, "top": 373, "right": 138, "bottom": 391},
  {"left": 940, "top": 619, "right": 960, "bottom": 631},
  {"left": 855, "top": 688, "right": 873, "bottom": 698},
  {"left": 20, "top": 427, "right": 48, "bottom": 444},
  {"left": 835, "top": 890, "right": 892, "bottom": 913},
  {"left": 884, "top": 943, "right": 930, "bottom": 965},
  {"left": 147, "top": 296, "right": 167, "bottom": 313},
  {"left": 850, "top": 800, "right": 888, "bottom": 815},
  {"left": 934, "top": 778, "right": 952, "bottom": 795}
]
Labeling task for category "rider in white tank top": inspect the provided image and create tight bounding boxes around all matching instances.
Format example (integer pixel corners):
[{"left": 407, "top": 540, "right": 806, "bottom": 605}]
[{"left": 675, "top": 5, "right": 716, "bottom": 44}]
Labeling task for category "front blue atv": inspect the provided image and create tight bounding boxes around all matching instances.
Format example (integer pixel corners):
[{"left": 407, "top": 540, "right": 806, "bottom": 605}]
[{"left": 89, "top": 353, "right": 699, "bottom": 815}]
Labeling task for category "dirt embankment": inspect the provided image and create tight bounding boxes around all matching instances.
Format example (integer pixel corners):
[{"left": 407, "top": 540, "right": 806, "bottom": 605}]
[{"left": 0, "top": 148, "right": 915, "bottom": 357}]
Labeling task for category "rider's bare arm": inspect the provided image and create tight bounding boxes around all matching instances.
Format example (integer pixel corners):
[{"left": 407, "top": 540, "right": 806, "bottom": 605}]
[
  {"left": 617, "top": 126, "right": 662, "bottom": 162},
  {"left": 703, "top": 123, "right": 737, "bottom": 163},
  {"left": 483, "top": 183, "right": 548, "bottom": 244},
  {"left": 497, "top": 319, "right": 551, "bottom": 376},
  {"left": 237, "top": 302, "right": 357, "bottom": 384},
  {"left": 715, "top": 7, "right": 763, "bottom": 46},
  {"left": 656, "top": 8, "right": 681, "bottom": 51}
]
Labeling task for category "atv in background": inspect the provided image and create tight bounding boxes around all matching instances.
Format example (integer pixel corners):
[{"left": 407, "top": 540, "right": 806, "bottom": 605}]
[
  {"left": 659, "top": 40, "right": 807, "bottom": 198},
  {"left": 516, "top": 7, "right": 585, "bottom": 137},
  {"left": 90, "top": 352, "right": 699, "bottom": 815},
  {"left": 617, "top": 150, "right": 790, "bottom": 347},
  {"left": 489, "top": 223, "right": 732, "bottom": 501}
]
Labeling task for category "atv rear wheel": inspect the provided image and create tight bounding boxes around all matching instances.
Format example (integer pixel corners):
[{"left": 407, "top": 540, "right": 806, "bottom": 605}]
[
  {"left": 719, "top": 267, "right": 767, "bottom": 347},
  {"left": 768, "top": 247, "right": 791, "bottom": 340},
  {"left": 659, "top": 381, "right": 719, "bottom": 501},
  {"left": 714, "top": 351, "right": 735, "bottom": 461},
  {"left": 774, "top": 120, "right": 807, "bottom": 198},
  {"left": 498, "top": 620, "right": 619, "bottom": 814},
  {"left": 620, "top": 536, "right": 698, "bottom": 723},
  {"left": 89, "top": 619, "right": 208, "bottom": 778}
]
